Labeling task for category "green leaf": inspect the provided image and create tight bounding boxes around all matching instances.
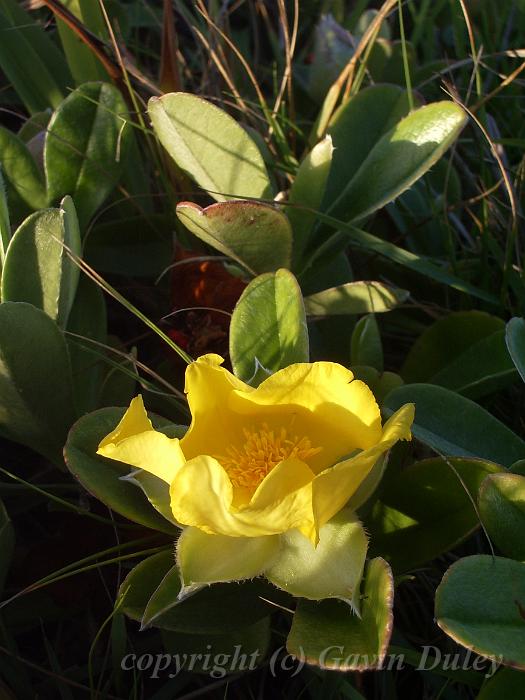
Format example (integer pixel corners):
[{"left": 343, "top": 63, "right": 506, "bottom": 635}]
[
  {"left": 64, "top": 407, "right": 178, "bottom": 535},
  {"left": 66, "top": 275, "right": 107, "bottom": 414},
  {"left": 384, "top": 384, "right": 525, "bottom": 468},
  {"left": 99, "top": 347, "right": 138, "bottom": 408},
  {"left": 288, "top": 135, "right": 333, "bottom": 265},
  {"left": 351, "top": 314, "right": 383, "bottom": 372},
  {"left": 119, "top": 551, "right": 276, "bottom": 633},
  {"left": 402, "top": 311, "right": 504, "bottom": 383},
  {"left": 265, "top": 510, "right": 368, "bottom": 608},
  {"left": 477, "top": 668, "right": 525, "bottom": 699},
  {"left": 429, "top": 330, "right": 517, "bottom": 400},
  {"left": 123, "top": 470, "right": 179, "bottom": 527},
  {"left": 166, "top": 579, "right": 278, "bottom": 634},
  {"left": 328, "top": 101, "right": 468, "bottom": 222},
  {"left": 399, "top": 312, "right": 515, "bottom": 399},
  {"left": 45, "top": 82, "right": 131, "bottom": 228},
  {"left": 177, "top": 528, "right": 280, "bottom": 589},
  {"left": 18, "top": 111, "right": 51, "bottom": 143},
  {"left": 435, "top": 555, "right": 525, "bottom": 669},
  {"left": 0, "top": 0, "right": 70, "bottom": 113},
  {"left": 176, "top": 200, "right": 292, "bottom": 275},
  {"left": 148, "top": 92, "right": 271, "bottom": 201},
  {"left": 142, "top": 564, "right": 182, "bottom": 629},
  {"left": 0, "top": 126, "right": 47, "bottom": 219},
  {"left": 2, "top": 198, "right": 81, "bottom": 328},
  {"left": 162, "top": 617, "right": 271, "bottom": 673},
  {"left": 0, "top": 165, "right": 10, "bottom": 266},
  {"left": 479, "top": 473, "right": 525, "bottom": 560},
  {"left": 229, "top": 269, "right": 309, "bottom": 383},
  {"left": 0, "top": 497, "right": 14, "bottom": 594},
  {"left": 506, "top": 317, "right": 525, "bottom": 383},
  {"left": 304, "top": 281, "right": 408, "bottom": 316},
  {"left": 333, "top": 223, "right": 497, "bottom": 305},
  {"left": 118, "top": 550, "right": 175, "bottom": 621},
  {"left": 287, "top": 557, "right": 394, "bottom": 670},
  {"left": 368, "top": 457, "right": 501, "bottom": 571},
  {"left": 0, "top": 302, "right": 76, "bottom": 464},
  {"left": 324, "top": 85, "right": 414, "bottom": 211},
  {"left": 84, "top": 215, "right": 173, "bottom": 277},
  {"left": 56, "top": 0, "right": 108, "bottom": 84}
]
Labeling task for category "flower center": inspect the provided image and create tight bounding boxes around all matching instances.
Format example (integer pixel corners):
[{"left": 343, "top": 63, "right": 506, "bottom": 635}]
[{"left": 218, "top": 423, "right": 322, "bottom": 490}]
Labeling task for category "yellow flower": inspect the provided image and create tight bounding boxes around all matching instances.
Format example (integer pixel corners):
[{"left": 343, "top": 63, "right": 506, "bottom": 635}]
[{"left": 98, "top": 354, "right": 414, "bottom": 545}]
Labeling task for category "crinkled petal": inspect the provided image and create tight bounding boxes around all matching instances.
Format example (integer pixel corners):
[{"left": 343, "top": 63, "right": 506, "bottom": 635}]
[
  {"left": 170, "top": 455, "right": 315, "bottom": 537},
  {"left": 177, "top": 527, "right": 280, "bottom": 586},
  {"left": 312, "top": 403, "right": 414, "bottom": 529},
  {"left": 97, "top": 396, "right": 185, "bottom": 484},
  {"left": 181, "top": 354, "right": 253, "bottom": 460},
  {"left": 229, "top": 362, "right": 382, "bottom": 472}
]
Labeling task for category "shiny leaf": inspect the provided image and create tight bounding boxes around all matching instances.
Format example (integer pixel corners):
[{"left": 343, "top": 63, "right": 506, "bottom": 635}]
[
  {"left": 148, "top": 92, "right": 271, "bottom": 201},
  {"left": 384, "top": 384, "right": 525, "bottom": 468},
  {"left": 45, "top": 82, "right": 131, "bottom": 228},
  {"left": 229, "top": 269, "right": 309, "bottom": 383},
  {"left": 2, "top": 197, "right": 81, "bottom": 328}
]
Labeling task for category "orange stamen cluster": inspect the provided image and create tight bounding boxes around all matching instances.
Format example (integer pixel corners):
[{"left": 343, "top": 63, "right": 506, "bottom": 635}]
[{"left": 218, "top": 424, "right": 321, "bottom": 490}]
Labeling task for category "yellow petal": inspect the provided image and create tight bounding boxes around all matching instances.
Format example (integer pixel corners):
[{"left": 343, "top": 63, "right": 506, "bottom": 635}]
[
  {"left": 99, "top": 395, "right": 152, "bottom": 448},
  {"left": 312, "top": 403, "right": 414, "bottom": 528},
  {"left": 247, "top": 457, "right": 315, "bottom": 533},
  {"left": 229, "top": 362, "right": 382, "bottom": 472},
  {"left": 180, "top": 354, "right": 253, "bottom": 461},
  {"left": 97, "top": 396, "right": 185, "bottom": 484},
  {"left": 170, "top": 455, "right": 315, "bottom": 537}
]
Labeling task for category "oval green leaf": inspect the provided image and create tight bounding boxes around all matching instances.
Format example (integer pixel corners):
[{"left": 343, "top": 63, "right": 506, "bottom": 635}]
[
  {"left": 0, "top": 0, "right": 69, "bottom": 113},
  {"left": 479, "top": 473, "right": 525, "bottom": 560},
  {"left": 2, "top": 197, "right": 81, "bottom": 328},
  {"left": 384, "top": 384, "right": 525, "bottom": 468},
  {"left": 368, "top": 457, "right": 501, "bottom": 571},
  {"left": 435, "top": 555, "right": 525, "bottom": 669},
  {"left": 304, "top": 281, "right": 408, "bottom": 316},
  {"left": 477, "top": 668, "right": 525, "bottom": 699},
  {"left": 229, "top": 268, "right": 309, "bottom": 383},
  {"left": 0, "top": 302, "right": 76, "bottom": 464},
  {"left": 288, "top": 135, "right": 333, "bottom": 266},
  {"left": 324, "top": 85, "right": 414, "bottom": 211},
  {"left": 402, "top": 311, "right": 504, "bottom": 383},
  {"left": 176, "top": 200, "right": 292, "bottom": 275},
  {"left": 66, "top": 275, "right": 107, "bottom": 414},
  {"left": 45, "top": 82, "right": 131, "bottom": 228},
  {"left": 118, "top": 550, "right": 175, "bottom": 621},
  {"left": 429, "top": 330, "right": 517, "bottom": 400},
  {"left": 64, "top": 407, "right": 179, "bottom": 535},
  {"left": 329, "top": 101, "right": 468, "bottom": 222},
  {"left": 119, "top": 550, "right": 275, "bottom": 634},
  {"left": 0, "top": 125, "right": 47, "bottom": 219},
  {"left": 148, "top": 92, "right": 271, "bottom": 201},
  {"left": 506, "top": 317, "right": 525, "bottom": 383},
  {"left": 351, "top": 314, "right": 383, "bottom": 372}
]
